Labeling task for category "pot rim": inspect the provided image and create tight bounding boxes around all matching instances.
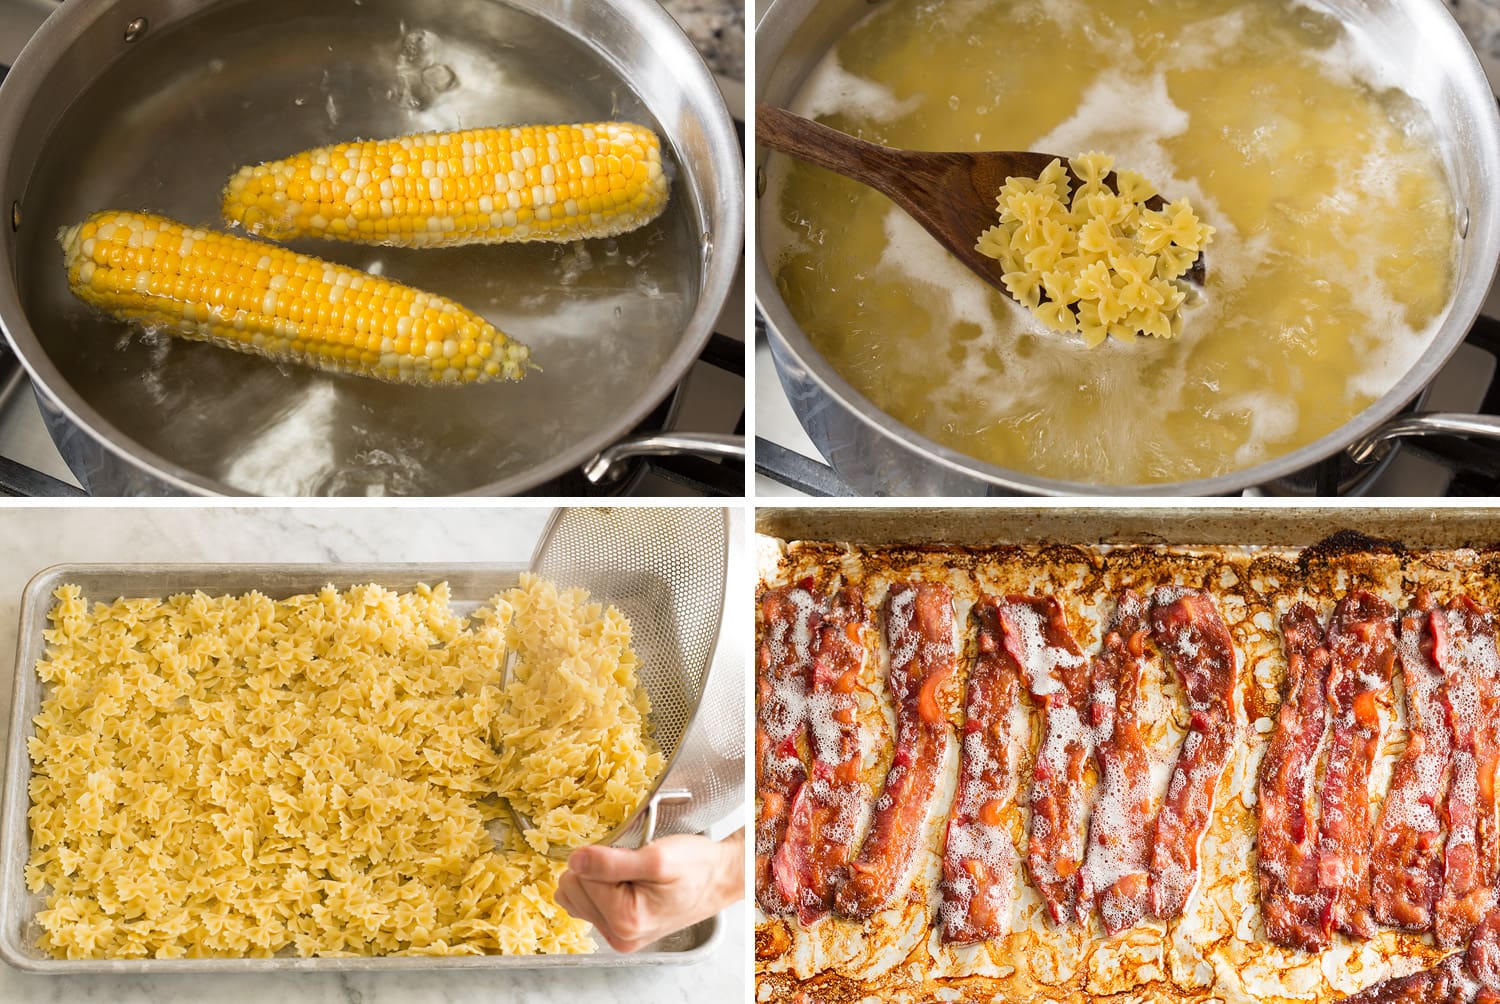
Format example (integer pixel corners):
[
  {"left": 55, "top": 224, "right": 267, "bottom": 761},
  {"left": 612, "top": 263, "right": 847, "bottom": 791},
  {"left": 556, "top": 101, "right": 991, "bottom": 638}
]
[
  {"left": 0, "top": 0, "right": 743, "bottom": 497},
  {"left": 753, "top": 0, "right": 1500, "bottom": 497}
]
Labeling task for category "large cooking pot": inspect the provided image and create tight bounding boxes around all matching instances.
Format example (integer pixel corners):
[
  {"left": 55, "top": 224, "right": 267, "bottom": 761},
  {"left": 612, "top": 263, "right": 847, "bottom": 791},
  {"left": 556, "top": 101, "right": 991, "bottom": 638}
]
[
  {"left": 0, "top": 0, "right": 743, "bottom": 496},
  {"left": 756, "top": 0, "right": 1500, "bottom": 496}
]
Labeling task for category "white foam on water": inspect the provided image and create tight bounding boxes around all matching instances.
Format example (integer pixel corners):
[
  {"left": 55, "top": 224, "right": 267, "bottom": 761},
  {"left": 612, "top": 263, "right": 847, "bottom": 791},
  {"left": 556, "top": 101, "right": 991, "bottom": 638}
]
[{"left": 790, "top": 51, "right": 923, "bottom": 125}]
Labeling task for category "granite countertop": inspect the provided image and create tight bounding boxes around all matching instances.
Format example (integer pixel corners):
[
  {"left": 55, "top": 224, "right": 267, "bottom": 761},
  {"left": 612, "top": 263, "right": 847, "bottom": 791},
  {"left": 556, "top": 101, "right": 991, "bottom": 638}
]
[
  {"left": 0, "top": 507, "right": 746, "bottom": 1004},
  {"left": 662, "top": 0, "right": 745, "bottom": 81}
]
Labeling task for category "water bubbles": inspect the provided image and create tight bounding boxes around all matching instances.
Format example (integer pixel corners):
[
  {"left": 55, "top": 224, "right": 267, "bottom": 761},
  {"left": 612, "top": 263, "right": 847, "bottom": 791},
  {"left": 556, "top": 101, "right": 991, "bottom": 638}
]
[
  {"left": 398, "top": 28, "right": 430, "bottom": 64},
  {"left": 557, "top": 243, "right": 594, "bottom": 286},
  {"left": 393, "top": 29, "right": 460, "bottom": 110},
  {"left": 422, "top": 64, "right": 458, "bottom": 93}
]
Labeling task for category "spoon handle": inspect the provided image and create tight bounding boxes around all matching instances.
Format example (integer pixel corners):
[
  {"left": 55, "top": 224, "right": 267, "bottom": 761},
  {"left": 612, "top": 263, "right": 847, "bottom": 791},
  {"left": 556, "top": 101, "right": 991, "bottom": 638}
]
[{"left": 756, "top": 103, "right": 917, "bottom": 204}]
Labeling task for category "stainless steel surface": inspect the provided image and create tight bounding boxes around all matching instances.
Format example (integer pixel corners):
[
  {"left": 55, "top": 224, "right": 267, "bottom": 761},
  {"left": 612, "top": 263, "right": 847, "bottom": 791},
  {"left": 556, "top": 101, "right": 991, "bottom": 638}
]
[
  {"left": 0, "top": 0, "right": 742, "bottom": 496},
  {"left": 755, "top": 504, "right": 1500, "bottom": 548},
  {"left": 1345, "top": 411, "right": 1500, "bottom": 464},
  {"left": 0, "top": 562, "right": 720, "bottom": 972},
  {"left": 0, "top": 0, "right": 50, "bottom": 67},
  {"left": 530, "top": 508, "right": 743, "bottom": 850},
  {"left": 583, "top": 432, "right": 745, "bottom": 484},
  {"left": 754, "top": 0, "right": 1500, "bottom": 497}
]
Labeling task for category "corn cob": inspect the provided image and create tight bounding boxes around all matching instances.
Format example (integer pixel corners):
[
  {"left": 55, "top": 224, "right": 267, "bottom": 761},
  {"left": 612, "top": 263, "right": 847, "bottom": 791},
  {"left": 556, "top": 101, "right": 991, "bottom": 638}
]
[
  {"left": 221, "top": 122, "right": 670, "bottom": 248},
  {"left": 59, "top": 210, "right": 529, "bottom": 385}
]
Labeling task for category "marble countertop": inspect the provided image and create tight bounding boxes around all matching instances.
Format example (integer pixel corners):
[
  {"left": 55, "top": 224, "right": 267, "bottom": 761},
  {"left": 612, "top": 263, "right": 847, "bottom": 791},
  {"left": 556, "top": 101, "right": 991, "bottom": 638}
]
[{"left": 0, "top": 506, "right": 746, "bottom": 1004}]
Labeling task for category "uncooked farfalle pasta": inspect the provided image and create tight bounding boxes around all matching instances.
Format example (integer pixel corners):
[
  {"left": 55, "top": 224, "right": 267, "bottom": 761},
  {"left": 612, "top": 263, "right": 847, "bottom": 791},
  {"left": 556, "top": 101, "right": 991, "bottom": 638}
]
[
  {"left": 976, "top": 152, "right": 1214, "bottom": 346},
  {"left": 24, "top": 577, "right": 660, "bottom": 959}
]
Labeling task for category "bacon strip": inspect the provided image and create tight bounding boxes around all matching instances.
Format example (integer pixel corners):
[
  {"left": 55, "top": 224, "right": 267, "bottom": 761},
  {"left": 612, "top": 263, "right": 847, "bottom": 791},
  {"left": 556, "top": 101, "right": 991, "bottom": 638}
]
[
  {"left": 775, "top": 587, "right": 869, "bottom": 925},
  {"left": 1339, "top": 904, "right": 1500, "bottom": 1003},
  {"left": 1337, "top": 957, "right": 1469, "bottom": 1004},
  {"left": 755, "top": 587, "right": 819, "bottom": 914},
  {"left": 1256, "top": 602, "right": 1334, "bottom": 951},
  {"left": 835, "top": 582, "right": 958, "bottom": 919},
  {"left": 939, "top": 596, "right": 1023, "bottom": 944},
  {"left": 1478, "top": 599, "right": 1500, "bottom": 919},
  {"left": 1471, "top": 906, "right": 1500, "bottom": 1002},
  {"left": 1370, "top": 590, "right": 1449, "bottom": 932},
  {"left": 1078, "top": 591, "right": 1154, "bottom": 935},
  {"left": 1147, "top": 587, "right": 1238, "bottom": 920},
  {"left": 1004, "top": 594, "right": 1090, "bottom": 926},
  {"left": 1436, "top": 596, "right": 1500, "bottom": 947},
  {"left": 1318, "top": 590, "right": 1397, "bottom": 939}
]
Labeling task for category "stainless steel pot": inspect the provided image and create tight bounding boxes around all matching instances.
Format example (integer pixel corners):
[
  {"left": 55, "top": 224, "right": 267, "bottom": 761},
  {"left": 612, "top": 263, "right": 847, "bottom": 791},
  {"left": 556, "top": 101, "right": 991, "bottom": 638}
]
[
  {"left": 755, "top": 0, "right": 1500, "bottom": 496},
  {"left": 0, "top": 0, "right": 743, "bottom": 496}
]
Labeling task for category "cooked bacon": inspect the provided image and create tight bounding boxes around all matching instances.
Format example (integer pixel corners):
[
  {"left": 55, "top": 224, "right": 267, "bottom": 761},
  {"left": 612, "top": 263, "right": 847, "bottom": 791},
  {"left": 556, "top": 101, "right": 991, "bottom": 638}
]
[
  {"left": 939, "top": 596, "right": 1023, "bottom": 944},
  {"left": 1470, "top": 904, "right": 1500, "bottom": 999},
  {"left": 1078, "top": 591, "right": 1154, "bottom": 936},
  {"left": 836, "top": 582, "right": 958, "bottom": 919},
  {"left": 1436, "top": 596, "right": 1500, "bottom": 947},
  {"left": 1147, "top": 587, "right": 1239, "bottom": 920},
  {"left": 1318, "top": 590, "right": 1397, "bottom": 939},
  {"left": 1477, "top": 599, "right": 1500, "bottom": 908},
  {"left": 1370, "top": 591, "right": 1449, "bottom": 932},
  {"left": 1339, "top": 903, "right": 1500, "bottom": 1003},
  {"left": 775, "top": 587, "right": 869, "bottom": 925},
  {"left": 1256, "top": 602, "right": 1334, "bottom": 951},
  {"left": 1004, "top": 594, "right": 1090, "bottom": 926},
  {"left": 1337, "top": 957, "right": 1470, "bottom": 1004},
  {"left": 755, "top": 587, "right": 819, "bottom": 914}
]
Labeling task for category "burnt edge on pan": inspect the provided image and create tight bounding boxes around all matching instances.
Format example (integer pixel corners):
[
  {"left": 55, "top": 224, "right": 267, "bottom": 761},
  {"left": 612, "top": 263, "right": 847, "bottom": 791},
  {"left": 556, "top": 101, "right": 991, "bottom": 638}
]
[{"left": 754, "top": 531, "right": 1500, "bottom": 1004}]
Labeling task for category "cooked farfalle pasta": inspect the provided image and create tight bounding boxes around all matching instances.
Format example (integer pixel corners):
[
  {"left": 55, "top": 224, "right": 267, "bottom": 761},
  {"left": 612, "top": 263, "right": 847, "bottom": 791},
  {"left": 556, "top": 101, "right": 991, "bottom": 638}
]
[
  {"left": 487, "top": 574, "right": 665, "bottom": 854},
  {"left": 975, "top": 152, "right": 1214, "bottom": 346},
  {"left": 25, "top": 579, "right": 660, "bottom": 960}
]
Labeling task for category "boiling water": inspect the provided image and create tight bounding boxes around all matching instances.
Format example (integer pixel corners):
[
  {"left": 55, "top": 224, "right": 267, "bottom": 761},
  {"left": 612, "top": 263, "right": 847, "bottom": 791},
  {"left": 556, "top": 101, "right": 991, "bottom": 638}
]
[
  {"left": 18, "top": 0, "right": 699, "bottom": 495},
  {"left": 763, "top": 0, "right": 1456, "bottom": 486}
]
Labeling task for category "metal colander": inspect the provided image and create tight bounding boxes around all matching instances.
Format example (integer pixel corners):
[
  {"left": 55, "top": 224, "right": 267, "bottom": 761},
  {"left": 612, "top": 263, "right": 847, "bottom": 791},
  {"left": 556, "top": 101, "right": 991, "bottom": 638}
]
[{"left": 527, "top": 506, "right": 744, "bottom": 850}]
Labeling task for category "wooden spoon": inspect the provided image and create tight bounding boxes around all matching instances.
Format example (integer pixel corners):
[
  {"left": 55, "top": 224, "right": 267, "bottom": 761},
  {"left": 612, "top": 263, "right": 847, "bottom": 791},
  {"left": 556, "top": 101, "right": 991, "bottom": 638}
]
[{"left": 757, "top": 103, "right": 1205, "bottom": 298}]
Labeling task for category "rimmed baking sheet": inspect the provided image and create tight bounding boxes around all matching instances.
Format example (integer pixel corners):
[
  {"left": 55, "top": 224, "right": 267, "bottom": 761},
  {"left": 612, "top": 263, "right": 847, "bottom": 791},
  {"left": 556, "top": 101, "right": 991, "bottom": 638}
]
[{"left": 1, "top": 563, "right": 717, "bottom": 973}]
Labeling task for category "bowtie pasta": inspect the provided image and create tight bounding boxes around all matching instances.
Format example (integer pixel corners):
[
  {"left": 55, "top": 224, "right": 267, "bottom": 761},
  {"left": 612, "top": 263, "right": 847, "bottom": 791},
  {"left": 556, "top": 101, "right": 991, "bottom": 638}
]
[
  {"left": 976, "top": 153, "right": 1214, "bottom": 346},
  {"left": 25, "top": 576, "right": 660, "bottom": 959}
]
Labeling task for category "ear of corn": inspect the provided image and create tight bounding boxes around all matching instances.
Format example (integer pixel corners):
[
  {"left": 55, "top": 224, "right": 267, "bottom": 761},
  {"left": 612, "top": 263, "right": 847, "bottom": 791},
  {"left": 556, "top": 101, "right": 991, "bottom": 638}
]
[
  {"left": 59, "top": 210, "right": 530, "bottom": 385},
  {"left": 221, "top": 122, "right": 669, "bottom": 249}
]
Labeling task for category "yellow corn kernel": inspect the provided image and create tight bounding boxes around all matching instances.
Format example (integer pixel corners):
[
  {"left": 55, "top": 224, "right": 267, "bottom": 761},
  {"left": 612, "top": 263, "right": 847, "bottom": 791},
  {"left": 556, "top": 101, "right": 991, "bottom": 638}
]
[
  {"left": 58, "top": 211, "right": 529, "bottom": 386},
  {"left": 221, "top": 123, "right": 670, "bottom": 248}
]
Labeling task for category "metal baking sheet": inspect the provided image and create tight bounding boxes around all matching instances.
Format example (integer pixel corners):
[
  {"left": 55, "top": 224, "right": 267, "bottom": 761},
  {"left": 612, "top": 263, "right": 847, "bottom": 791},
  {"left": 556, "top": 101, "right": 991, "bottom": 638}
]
[
  {"left": 0, "top": 563, "right": 718, "bottom": 973},
  {"left": 753, "top": 505, "right": 1500, "bottom": 1004}
]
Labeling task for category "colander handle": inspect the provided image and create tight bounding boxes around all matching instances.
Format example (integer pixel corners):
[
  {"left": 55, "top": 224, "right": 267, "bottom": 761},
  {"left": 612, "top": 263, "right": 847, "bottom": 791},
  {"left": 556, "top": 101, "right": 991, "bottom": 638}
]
[{"left": 639, "top": 788, "right": 694, "bottom": 848}]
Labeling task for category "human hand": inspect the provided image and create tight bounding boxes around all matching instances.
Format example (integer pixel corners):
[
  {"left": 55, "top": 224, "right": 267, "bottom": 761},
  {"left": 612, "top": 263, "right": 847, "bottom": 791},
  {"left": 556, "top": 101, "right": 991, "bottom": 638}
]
[{"left": 554, "top": 828, "right": 745, "bottom": 953}]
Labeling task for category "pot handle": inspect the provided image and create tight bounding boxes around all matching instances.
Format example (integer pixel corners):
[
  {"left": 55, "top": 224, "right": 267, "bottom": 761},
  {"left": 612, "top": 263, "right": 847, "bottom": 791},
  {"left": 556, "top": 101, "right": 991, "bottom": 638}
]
[
  {"left": 583, "top": 433, "right": 744, "bottom": 484},
  {"left": 1346, "top": 413, "right": 1500, "bottom": 464}
]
